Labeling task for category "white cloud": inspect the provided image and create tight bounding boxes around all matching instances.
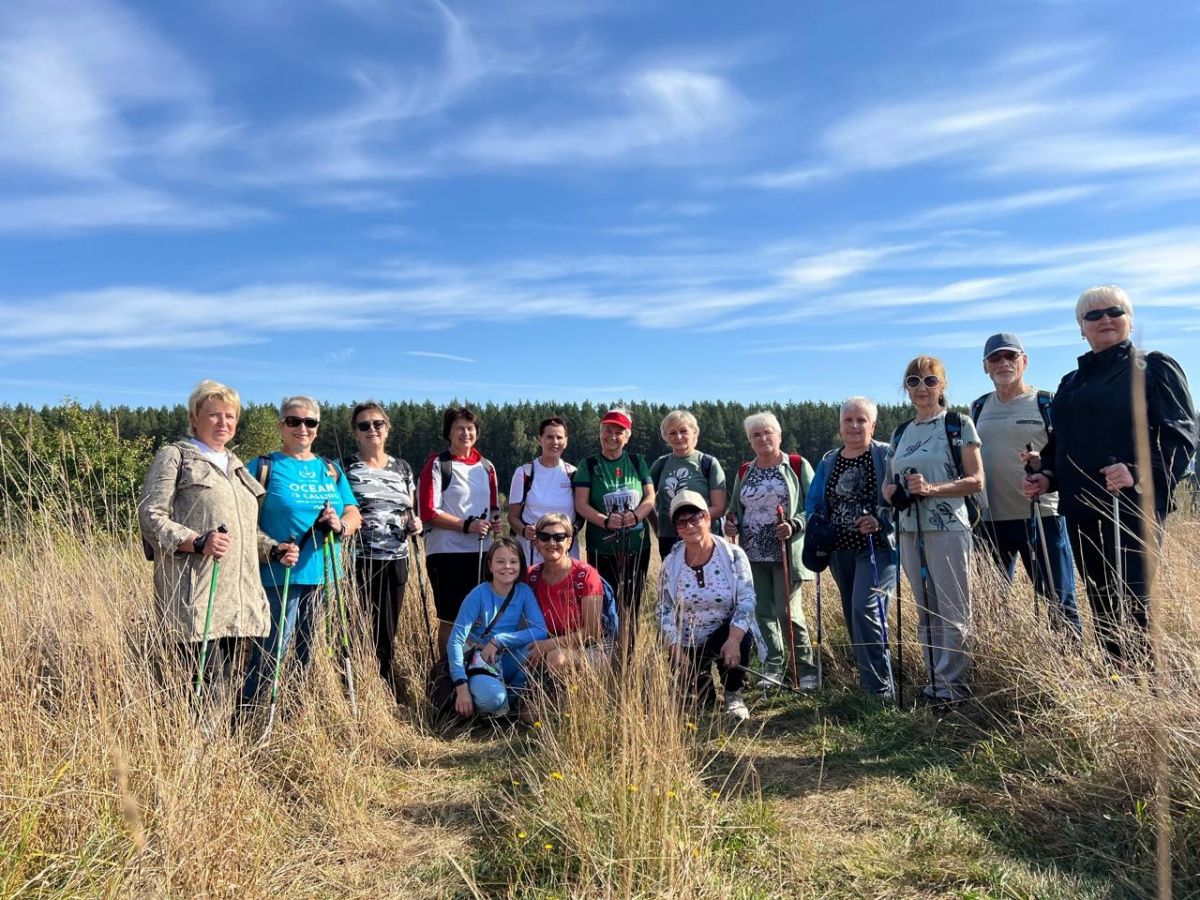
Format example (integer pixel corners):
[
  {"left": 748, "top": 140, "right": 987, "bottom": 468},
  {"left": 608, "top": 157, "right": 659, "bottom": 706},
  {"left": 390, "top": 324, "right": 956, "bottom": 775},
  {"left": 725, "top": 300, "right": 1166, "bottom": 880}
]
[
  {"left": 0, "top": 185, "right": 269, "bottom": 232},
  {"left": 451, "top": 68, "right": 743, "bottom": 166}
]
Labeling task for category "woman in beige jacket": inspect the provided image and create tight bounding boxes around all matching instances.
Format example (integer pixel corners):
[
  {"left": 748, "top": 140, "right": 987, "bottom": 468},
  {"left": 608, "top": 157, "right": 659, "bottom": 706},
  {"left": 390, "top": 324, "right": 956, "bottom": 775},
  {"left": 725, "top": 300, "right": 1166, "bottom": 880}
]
[{"left": 138, "top": 380, "right": 297, "bottom": 697}]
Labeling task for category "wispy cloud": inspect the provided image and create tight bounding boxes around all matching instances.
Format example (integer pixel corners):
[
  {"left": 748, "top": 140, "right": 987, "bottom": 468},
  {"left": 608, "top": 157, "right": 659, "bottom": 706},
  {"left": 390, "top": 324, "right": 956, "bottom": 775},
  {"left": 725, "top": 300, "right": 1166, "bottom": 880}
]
[{"left": 406, "top": 350, "right": 476, "bottom": 364}]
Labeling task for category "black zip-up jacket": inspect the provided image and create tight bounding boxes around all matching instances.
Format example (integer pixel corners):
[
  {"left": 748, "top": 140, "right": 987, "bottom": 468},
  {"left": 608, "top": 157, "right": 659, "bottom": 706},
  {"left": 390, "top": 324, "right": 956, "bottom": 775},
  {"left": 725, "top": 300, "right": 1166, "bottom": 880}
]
[{"left": 1043, "top": 340, "right": 1197, "bottom": 520}]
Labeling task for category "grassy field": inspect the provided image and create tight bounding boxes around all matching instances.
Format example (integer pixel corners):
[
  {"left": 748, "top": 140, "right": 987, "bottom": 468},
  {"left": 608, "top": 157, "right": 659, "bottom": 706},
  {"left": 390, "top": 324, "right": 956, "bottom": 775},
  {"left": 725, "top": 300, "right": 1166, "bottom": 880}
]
[{"left": 3, "top": 497, "right": 1200, "bottom": 898}]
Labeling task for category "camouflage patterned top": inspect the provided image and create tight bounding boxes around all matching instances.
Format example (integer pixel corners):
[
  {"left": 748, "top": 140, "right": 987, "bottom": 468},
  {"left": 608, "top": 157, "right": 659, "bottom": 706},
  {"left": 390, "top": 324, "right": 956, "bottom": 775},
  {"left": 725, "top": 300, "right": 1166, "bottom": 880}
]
[{"left": 343, "top": 453, "right": 416, "bottom": 560}]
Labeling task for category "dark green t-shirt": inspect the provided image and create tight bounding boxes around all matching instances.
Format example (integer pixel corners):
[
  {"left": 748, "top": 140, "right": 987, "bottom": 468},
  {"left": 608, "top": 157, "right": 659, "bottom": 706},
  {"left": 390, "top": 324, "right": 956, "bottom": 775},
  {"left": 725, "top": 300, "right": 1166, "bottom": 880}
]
[{"left": 573, "top": 452, "right": 653, "bottom": 556}]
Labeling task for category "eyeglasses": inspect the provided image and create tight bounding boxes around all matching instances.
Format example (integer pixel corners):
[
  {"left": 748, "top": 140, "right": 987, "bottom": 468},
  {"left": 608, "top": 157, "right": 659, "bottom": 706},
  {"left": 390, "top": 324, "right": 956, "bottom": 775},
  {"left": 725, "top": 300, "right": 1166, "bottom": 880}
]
[
  {"left": 1082, "top": 306, "right": 1126, "bottom": 322},
  {"left": 674, "top": 511, "right": 707, "bottom": 529},
  {"left": 535, "top": 531, "right": 570, "bottom": 544},
  {"left": 283, "top": 416, "right": 319, "bottom": 429},
  {"left": 904, "top": 375, "right": 941, "bottom": 389},
  {"left": 986, "top": 350, "right": 1020, "bottom": 364},
  {"left": 356, "top": 419, "right": 387, "bottom": 432}
]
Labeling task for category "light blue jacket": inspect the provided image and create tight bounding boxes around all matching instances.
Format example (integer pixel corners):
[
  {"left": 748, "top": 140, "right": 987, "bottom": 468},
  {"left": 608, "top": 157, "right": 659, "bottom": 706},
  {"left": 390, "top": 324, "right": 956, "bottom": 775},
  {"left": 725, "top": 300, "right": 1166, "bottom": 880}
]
[
  {"left": 447, "top": 582, "right": 548, "bottom": 683},
  {"left": 805, "top": 441, "right": 896, "bottom": 551}
]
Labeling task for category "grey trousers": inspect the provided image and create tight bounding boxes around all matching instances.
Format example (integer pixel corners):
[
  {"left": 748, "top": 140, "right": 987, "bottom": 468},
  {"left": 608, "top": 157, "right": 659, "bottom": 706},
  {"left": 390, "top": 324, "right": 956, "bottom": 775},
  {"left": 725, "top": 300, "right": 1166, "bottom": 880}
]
[{"left": 898, "top": 530, "right": 972, "bottom": 700}]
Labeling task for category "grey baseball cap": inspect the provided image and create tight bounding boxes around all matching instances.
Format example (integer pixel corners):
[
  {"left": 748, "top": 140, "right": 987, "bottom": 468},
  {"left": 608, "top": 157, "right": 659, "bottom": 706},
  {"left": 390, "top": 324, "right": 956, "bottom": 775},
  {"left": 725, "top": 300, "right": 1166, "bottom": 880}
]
[{"left": 983, "top": 332, "right": 1024, "bottom": 359}]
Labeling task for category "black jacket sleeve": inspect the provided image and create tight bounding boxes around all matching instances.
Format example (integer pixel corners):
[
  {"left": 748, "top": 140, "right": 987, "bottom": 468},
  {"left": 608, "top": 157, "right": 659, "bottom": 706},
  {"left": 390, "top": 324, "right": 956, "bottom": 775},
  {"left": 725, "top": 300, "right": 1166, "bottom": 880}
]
[{"left": 1145, "top": 351, "right": 1198, "bottom": 515}]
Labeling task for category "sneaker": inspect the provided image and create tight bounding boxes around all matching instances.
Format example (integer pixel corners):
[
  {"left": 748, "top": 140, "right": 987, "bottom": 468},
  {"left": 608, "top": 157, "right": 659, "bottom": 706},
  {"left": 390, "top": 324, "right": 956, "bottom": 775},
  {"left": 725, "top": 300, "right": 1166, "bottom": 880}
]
[
  {"left": 722, "top": 691, "right": 750, "bottom": 721},
  {"left": 798, "top": 675, "right": 819, "bottom": 691}
]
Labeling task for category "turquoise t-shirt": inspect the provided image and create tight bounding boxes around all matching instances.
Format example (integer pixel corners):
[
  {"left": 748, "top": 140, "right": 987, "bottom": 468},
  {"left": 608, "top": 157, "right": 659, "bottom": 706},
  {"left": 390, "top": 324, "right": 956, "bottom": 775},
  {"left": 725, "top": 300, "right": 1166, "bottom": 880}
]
[{"left": 249, "top": 453, "right": 358, "bottom": 586}]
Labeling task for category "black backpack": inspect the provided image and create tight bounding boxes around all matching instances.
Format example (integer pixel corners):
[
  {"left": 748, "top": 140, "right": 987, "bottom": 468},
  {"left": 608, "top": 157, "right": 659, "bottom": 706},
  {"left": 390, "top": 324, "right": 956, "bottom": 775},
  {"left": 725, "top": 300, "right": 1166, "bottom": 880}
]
[{"left": 969, "top": 389, "right": 1053, "bottom": 437}]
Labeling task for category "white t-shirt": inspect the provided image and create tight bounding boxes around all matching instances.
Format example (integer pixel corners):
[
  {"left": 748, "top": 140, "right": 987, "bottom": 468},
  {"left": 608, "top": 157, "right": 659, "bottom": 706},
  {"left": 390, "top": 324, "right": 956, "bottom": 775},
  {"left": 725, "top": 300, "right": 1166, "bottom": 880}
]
[
  {"left": 509, "top": 459, "right": 580, "bottom": 565},
  {"left": 189, "top": 438, "right": 229, "bottom": 474}
]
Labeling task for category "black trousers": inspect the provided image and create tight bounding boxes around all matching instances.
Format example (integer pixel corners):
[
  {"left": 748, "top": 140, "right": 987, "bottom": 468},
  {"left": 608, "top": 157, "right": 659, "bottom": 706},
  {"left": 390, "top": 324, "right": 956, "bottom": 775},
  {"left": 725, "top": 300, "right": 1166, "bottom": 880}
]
[
  {"left": 589, "top": 542, "right": 651, "bottom": 651},
  {"left": 354, "top": 555, "right": 411, "bottom": 689},
  {"left": 425, "top": 551, "right": 484, "bottom": 623},
  {"left": 177, "top": 636, "right": 250, "bottom": 704},
  {"left": 673, "top": 621, "right": 752, "bottom": 705},
  {"left": 1067, "top": 508, "right": 1161, "bottom": 663}
]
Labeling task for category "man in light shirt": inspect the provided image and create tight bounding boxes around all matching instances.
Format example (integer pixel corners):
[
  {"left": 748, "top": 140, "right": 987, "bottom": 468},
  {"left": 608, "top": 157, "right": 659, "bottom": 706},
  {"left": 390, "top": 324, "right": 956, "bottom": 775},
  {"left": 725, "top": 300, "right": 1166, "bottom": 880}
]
[{"left": 971, "top": 333, "right": 1081, "bottom": 631}]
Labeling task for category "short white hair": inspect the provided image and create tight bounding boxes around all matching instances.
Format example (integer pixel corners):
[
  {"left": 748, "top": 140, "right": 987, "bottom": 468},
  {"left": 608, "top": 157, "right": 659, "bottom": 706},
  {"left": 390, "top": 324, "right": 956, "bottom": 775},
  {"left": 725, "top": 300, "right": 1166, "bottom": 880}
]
[
  {"left": 280, "top": 395, "right": 321, "bottom": 418},
  {"left": 743, "top": 411, "right": 781, "bottom": 435},
  {"left": 840, "top": 396, "right": 878, "bottom": 422},
  {"left": 1075, "top": 285, "right": 1133, "bottom": 325},
  {"left": 660, "top": 409, "right": 699, "bottom": 440}
]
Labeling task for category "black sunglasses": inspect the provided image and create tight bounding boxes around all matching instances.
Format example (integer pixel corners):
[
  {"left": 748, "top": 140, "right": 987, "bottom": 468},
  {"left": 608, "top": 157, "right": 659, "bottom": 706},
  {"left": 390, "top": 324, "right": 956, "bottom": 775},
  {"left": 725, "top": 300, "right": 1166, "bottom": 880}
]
[
  {"left": 536, "top": 531, "right": 570, "bottom": 544},
  {"left": 986, "top": 350, "right": 1021, "bottom": 363},
  {"left": 1082, "top": 306, "right": 1126, "bottom": 322},
  {"left": 905, "top": 375, "right": 941, "bottom": 388},
  {"left": 356, "top": 419, "right": 387, "bottom": 432},
  {"left": 283, "top": 416, "right": 319, "bottom": 429}
]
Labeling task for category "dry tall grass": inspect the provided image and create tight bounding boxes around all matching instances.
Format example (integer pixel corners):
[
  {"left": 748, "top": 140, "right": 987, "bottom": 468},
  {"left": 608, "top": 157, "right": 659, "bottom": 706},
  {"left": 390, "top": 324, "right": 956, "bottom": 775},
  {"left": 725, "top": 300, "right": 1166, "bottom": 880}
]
[{"left": 3, "top": 452, "right": 1200, "bottom": 897}]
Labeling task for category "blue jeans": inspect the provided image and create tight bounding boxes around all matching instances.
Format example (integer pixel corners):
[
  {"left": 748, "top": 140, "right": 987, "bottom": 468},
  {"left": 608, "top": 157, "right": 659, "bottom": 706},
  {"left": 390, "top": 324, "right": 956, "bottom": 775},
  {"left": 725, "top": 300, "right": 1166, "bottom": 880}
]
[
  {"left": 241, "top": 582, "right": 324, "bottom": 705},
  {"left": 975, "top": 516, "right": 1081, "bottom": 632},
  {"left": 468, "top": 646, "right": 532, "bottom": 717},
  {"left": 827, "top": 544, "right": 896, "bottom": 696}
]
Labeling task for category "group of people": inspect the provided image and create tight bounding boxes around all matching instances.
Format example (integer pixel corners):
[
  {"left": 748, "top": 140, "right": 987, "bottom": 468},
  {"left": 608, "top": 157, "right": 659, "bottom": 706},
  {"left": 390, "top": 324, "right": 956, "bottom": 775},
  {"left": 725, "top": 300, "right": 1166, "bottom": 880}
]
[{"left": 138, "top": 285, "right": 1197, "bottom": 726}]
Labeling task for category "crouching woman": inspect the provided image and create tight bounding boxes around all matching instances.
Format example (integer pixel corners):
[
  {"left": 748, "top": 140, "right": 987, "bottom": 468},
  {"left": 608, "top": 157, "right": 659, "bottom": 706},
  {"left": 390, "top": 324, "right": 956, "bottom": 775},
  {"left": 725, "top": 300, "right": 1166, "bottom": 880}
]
[
  {"left": 448, "top": 537, "right": 549, "bottom": 719},
  {"left": 659, "top": 490, "right": 757, "bottom": 721}
]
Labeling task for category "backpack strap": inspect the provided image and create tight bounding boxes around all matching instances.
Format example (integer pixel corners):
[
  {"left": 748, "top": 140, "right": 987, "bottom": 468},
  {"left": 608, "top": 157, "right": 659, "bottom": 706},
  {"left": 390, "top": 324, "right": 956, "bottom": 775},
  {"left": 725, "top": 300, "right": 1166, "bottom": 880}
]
[
  {"left": 649, "top": 454, "right": 668, "bottom": 485},
  {"left": 737, "top": 460, "right": 751, "bottom": 482},
  {"left": 521, "top": 462, "right": 535, "bottom": 500},
  {"left": 788, "top": 453, "right": 808, "bottom": 507},
  {"left": 255, "top": 453, "right": 272, "bottom": 491},
  {"left": 969, "top": 394, "right": 988, "bottom": 423},
  {"left": 1036, "top": 389, "right": 1054, "bottom": 437},
  {"left": 700, "top": 453, "right": 713, "bottom": 480},
  {"left": 943, "top": 411, "right": 966, "bottom": 477},
  {"left": 890, "top": 418, "right": 914, "bottom": 450},
  {"left": 437, "top": 450, "right": 454, "bottom": 493}
]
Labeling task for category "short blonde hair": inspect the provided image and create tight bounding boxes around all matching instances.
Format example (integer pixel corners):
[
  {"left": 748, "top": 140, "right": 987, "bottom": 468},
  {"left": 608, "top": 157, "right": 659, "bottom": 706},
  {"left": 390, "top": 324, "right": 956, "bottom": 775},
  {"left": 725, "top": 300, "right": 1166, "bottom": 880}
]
[
  {"left": 534, "top": 512, "right": 574, "bottom": 535},
  {"left": 660, "top": 409, "right": 699, "bottom": 441},
  {"left": 187, "top": 380, "right": 241, "bottom": 435},
  {"left": 281, "top": 395, "right": 321, "bottom": 419},
  {"left": 1075, "top": 285, "right": 1133, "bottom": 324},
  {"left": 840, "top": 396, "right": 878, "bottom": 422},
  {"left": 744, "top": 411, "right": 781, "bottom": 435}
]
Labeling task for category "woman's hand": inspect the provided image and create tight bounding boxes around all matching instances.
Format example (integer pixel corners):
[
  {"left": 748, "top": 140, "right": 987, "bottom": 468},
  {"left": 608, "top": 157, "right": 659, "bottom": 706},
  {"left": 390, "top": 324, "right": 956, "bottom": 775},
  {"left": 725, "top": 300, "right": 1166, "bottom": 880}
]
[
  {"left": 881, "top": 481, "right": 897, "bottom": 503},
  {"left": 197, "top": 529, "right": 231, "bottom": 559},
  {"left": 318, "top": 506, "right": 343, "bottom": 535},
  {"left": 904, "top": 472, "right": 931, "bottom": 496},
  {"left": 405, "top": 514, "right": 423, "bottom": 537},
  {"left": 454, "top": 683, "right": 474, "bottom": 718},
  {"left": 467, "top": 517, "right": 491, "bottom": 537},
  {"left": 619, "top": 509, "right": 638, "bottom": 529},
  {"left": 724, "top": 518, "right": 740, "bottom": 537},
  {"left": 1101, "top": 462, "right": 1135, "bottom": 492},
  {"left": 720, "top": 634, "right": 742, "bottom": 668},
  {"left": 276, "top": 541, "right": 300, "bottom": 567},
  {"left": 774, "top": 520, "right": 793, "bottom": 541},
  {"left": 1023, "top": 474, "right": 1049, "bottom": 499},
  {"left": 855, "top": 514, "right": 880, "bottom": 535},
  {"left": 1019, "top": 449, "right": 1041, "bottom": 471},
  {"left": 480, "top": 640, "right": 500, "bottom": 664}
]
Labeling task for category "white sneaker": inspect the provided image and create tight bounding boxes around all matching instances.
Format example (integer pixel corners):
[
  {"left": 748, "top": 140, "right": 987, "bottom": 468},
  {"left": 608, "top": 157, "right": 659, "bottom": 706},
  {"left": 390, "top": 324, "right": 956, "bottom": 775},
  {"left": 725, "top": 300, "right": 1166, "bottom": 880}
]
[
  {"left": 723, "top": 691, "right": 750, "bottom": 721},
  {"left": 798, "top": 675, "right": 819, "bottom": 691}
]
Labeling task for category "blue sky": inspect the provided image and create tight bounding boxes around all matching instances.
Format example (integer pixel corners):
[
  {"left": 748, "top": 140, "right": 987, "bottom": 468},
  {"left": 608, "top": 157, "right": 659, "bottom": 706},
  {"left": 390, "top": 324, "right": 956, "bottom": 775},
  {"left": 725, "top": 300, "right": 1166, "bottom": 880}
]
[{"left": 2, "top": 0, "right": 1198, "bottom": 411}]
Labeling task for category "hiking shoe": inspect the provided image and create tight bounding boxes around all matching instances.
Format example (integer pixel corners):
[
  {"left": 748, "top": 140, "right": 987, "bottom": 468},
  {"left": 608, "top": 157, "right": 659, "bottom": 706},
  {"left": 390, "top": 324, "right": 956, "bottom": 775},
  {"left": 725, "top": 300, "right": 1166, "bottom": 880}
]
[
  {"left": 723, "top": 692, "right": 750, "bottom": 722},
  {"left": 798, "top": 675, "right": 819, "bottom": 691}
]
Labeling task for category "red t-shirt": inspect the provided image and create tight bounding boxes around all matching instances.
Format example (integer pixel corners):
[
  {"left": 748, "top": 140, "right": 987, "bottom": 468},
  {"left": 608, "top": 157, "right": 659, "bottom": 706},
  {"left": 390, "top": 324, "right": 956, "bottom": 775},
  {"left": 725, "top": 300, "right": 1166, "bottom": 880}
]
[{"left": 526, "top": 559, "right": 603, "bottom": 637}]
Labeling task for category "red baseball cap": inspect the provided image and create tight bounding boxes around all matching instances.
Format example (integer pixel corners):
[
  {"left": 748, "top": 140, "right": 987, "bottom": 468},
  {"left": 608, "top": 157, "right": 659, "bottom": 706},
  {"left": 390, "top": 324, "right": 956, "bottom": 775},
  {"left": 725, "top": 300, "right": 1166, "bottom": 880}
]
[{"left": 601, "top": 409, "right": 632, "bottom": 430}]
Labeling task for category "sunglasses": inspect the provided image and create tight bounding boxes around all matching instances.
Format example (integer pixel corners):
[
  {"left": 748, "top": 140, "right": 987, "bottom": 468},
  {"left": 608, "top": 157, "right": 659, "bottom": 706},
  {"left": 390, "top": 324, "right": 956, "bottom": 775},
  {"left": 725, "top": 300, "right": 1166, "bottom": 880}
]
[
  {"left": 986, "top": 350, "right": 1021, "bottom": 364},
  {"left": 535, "top": 531, "right": 570, "bottom": 544},
  {"left": 283, "top": 416, "right": 319, "bottom": 429},
  {"left": 905, "top": 375, "right": 941, "bottom": 389},
  {"left": 355, "top": 419, "right": 387, "bottom": 432},
  {"left": 674, "top": 511, "right": 707, "bottom": 529},
  {"left": 1082, "top": 306, "right": 1126, "bottom": 322}
]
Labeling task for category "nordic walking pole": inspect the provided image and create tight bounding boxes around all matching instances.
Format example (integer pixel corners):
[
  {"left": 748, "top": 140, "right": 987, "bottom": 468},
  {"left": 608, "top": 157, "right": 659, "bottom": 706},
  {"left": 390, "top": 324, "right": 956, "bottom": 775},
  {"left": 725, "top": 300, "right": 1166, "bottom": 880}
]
[
  {"left": 261, "top": 534, "right": 295, "bottom": 744},
  {"left": 194, "top": 524, "right": 229, "bottom": 698},
  {"left": 731, "top": 664, "right": 807, "bottom": 697},
  {"left": 1108, "top": 456, "right": 1123, "bottom": 588},
  {"left": 1024, "top": 443, "right": 1048, "bottom": 621},
  {"left": 325, "top": 530, "right": 359, "bottom": 717},
  {"left": 894, "top": 543, "right": 904, "bottom": 709},
  {"left": 776, "top": 505, "right": 801, "bottom": 689},
  {"left": 477, "top": 506, "right": 488, "bottom": 585},
  {"left": 913, "top": 499, "right": 940, "bottom": 700}
]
